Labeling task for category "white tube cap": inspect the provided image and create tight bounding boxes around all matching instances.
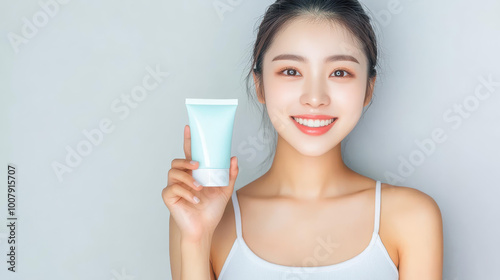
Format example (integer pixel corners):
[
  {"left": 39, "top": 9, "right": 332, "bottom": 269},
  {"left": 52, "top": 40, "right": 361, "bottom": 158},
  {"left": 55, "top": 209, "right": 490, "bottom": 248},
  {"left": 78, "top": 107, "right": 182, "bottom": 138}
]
[{"left": 192, "top": 168, "right": 230, "bottom": 187}]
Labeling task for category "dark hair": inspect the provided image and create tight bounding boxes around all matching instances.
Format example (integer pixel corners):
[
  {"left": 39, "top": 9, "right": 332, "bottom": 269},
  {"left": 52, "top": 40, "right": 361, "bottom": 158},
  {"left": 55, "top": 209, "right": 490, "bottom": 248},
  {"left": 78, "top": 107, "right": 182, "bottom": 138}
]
[{"left": 244, "top": 0, "right": 379, "bottom": 172}]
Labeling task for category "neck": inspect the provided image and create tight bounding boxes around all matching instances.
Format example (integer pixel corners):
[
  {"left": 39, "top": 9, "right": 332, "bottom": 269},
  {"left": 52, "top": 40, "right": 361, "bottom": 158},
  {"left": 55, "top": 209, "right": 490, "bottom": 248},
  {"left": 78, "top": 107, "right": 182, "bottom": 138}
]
[{"left": 263, "top": 134, "right": 356, "bottom": 200}]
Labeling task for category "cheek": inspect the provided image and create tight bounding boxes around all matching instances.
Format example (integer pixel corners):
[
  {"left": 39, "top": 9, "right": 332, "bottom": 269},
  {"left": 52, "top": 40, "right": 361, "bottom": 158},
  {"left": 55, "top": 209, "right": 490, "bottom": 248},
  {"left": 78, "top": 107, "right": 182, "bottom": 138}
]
[
  {"left": 262, "top": 78, "right": 299, "bottom": 133},
  {"left": 265, "top": 98, "right": 294, "bottom": 134},
  {"left": 263, "top": 75, "right": 298, "bottom": 112},
  {"left": 264, "top": 74, "right": 300, "bottom": 100},
  {"left": 330, "top": 82, "right": 366, "bottom": 116}
]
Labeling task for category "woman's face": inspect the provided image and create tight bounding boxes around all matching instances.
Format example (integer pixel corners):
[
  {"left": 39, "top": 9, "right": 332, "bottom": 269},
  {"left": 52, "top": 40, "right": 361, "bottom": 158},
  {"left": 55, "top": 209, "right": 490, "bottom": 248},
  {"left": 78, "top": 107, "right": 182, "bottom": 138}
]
[{"left": 257, "top": 17, "right": 373, "bottom": 157}]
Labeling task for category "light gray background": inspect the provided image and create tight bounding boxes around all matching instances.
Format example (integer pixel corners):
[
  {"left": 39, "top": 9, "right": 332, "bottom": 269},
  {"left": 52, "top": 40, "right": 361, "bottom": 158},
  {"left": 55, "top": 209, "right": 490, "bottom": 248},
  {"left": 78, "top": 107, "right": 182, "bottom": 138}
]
[{"left": 1, "top": 0, "right": 499, "bottom": 279}]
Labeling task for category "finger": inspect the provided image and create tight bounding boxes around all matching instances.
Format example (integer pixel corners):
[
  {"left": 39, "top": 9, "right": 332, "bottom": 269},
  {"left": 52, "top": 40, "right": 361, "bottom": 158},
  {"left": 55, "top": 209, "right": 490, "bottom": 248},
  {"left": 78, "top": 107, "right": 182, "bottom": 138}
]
[
  {"left": 184, "top": 125, "right": 192, "bottom": 161},
  {"left": 162, "top": 184, "right": 200, "bottom": 205},
  {"left": 171, "top": 158, "right": 199, "bottom": 171},
  {"left": 168, "top": 168, "right": 204, "bottom": 191},
  {"left": 223, "top": 156, "right": 238, "bottom": 193},
  {"left": 229, "top": 156, "right": 239, "bottom": 186}
]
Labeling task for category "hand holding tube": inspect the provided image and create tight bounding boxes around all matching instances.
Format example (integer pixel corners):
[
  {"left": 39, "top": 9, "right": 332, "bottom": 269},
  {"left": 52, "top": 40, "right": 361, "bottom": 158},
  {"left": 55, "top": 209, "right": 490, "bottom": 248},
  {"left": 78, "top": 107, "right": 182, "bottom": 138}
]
[{"left": 162, "top": 125, "right": 239, "bottom": 243}]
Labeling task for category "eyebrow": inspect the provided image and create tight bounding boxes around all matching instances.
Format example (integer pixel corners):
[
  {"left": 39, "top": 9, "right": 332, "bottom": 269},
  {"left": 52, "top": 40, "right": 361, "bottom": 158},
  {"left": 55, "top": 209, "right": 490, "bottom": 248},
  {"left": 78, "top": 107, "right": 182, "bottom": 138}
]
[{"left": 271, "top": 54, "right": 360, "bottom": 64}]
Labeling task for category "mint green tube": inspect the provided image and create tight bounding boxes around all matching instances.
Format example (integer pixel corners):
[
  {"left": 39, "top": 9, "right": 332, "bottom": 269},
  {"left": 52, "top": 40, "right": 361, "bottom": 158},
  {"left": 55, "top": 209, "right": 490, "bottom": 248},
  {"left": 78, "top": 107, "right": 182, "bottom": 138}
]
[{"left": 185, "top": 98, "right": 238, "bottom": 187}]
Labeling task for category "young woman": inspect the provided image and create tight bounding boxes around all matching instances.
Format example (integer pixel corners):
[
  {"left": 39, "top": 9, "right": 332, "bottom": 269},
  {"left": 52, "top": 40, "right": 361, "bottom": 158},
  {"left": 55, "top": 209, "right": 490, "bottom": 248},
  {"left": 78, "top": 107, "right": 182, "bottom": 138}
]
[{"left": 163, "top": 0, "right": 443, "bottom": 279}]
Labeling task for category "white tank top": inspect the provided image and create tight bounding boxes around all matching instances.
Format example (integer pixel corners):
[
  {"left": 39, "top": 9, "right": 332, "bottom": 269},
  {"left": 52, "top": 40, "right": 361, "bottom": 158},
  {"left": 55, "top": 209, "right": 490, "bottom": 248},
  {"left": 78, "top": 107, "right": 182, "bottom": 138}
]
[{"left": 218, "top": 180, "right": 399, "bottom": 280}]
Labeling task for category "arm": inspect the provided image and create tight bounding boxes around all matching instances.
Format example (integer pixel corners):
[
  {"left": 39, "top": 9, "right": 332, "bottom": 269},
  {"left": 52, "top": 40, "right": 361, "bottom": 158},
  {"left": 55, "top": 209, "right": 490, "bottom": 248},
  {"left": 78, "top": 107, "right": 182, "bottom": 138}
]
[
  {"left": 395, "top": 188, "right": 443, "bottom": 280},
  {"left": 170, "top": 213, "right": 216, "bottom": 280}
]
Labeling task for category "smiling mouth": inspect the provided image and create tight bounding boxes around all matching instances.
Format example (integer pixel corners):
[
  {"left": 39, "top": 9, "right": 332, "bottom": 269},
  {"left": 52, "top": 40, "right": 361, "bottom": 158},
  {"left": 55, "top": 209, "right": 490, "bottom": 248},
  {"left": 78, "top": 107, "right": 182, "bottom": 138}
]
[{"left": 291, "top": 116, "right": 337, "bottom": 128}]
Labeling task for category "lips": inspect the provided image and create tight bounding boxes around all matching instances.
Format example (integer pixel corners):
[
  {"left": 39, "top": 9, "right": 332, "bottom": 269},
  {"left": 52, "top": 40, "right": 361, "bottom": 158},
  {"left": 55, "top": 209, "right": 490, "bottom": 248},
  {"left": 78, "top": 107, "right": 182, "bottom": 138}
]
[{"left": 290, "top": 115, "right": 337, "bottom": 136}]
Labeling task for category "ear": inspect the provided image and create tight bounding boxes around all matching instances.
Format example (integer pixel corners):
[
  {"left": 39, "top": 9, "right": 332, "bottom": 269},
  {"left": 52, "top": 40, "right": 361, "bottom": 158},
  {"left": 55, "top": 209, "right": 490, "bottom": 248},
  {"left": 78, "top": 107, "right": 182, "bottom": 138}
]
[
  {"left": 253, "top": 72, "right": 265, "bottom": 104},
  {"left": 363, "top": 75, "right": 376, "bottom": 107}
]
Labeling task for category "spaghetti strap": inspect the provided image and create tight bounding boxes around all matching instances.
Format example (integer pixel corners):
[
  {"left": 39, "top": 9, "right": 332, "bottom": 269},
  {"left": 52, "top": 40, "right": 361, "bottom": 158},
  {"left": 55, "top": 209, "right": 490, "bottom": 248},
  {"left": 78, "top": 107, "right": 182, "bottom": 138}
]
[
  {"left": 374, "top": 180, "right": 381, "bottom": 234},
  {"left": 231, "top": 191, "right": 242, "bottom": 238}
]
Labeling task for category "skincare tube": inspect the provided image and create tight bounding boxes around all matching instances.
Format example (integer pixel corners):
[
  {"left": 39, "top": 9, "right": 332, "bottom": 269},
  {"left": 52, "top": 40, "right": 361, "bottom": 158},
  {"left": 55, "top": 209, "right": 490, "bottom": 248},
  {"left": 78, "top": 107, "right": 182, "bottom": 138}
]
[{"left": 185, "top": 98, "right": 238, "bottom": 187}]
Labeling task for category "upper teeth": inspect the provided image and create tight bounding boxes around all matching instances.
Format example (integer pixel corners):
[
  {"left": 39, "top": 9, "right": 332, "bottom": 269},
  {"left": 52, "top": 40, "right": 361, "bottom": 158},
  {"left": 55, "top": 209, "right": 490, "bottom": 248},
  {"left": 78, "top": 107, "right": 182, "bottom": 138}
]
[{"left": 293, "top": 117, "right": 335, "bottom": 127}]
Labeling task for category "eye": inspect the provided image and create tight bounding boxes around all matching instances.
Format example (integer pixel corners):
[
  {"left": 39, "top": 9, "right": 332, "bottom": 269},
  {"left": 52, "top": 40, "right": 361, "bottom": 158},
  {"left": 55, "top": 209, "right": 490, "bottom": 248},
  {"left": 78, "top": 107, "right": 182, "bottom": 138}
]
[
  {"left": 280, "top": 67, "right": 301, "bottom": 77},
  {"left": 331, "top": 69, "right": 351, "bottom": 78}
]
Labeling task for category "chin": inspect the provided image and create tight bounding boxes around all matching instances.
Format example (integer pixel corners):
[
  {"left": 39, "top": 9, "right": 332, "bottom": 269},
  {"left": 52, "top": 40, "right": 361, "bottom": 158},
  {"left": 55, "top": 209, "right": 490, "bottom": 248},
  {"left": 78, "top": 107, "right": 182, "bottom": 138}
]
[{"left": 289, "top": 138, "right": 340, "bottom": 157}]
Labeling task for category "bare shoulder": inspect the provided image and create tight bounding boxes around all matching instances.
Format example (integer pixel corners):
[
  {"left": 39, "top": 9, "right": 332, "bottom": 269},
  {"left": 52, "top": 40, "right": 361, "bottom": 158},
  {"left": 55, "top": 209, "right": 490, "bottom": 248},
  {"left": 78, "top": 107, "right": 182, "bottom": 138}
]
[
  {"left": 381, "top": 183, "right": 443, "bottom": 257},
  {"left": 381, "top": 183, "right": 442, "bottom": 221}
]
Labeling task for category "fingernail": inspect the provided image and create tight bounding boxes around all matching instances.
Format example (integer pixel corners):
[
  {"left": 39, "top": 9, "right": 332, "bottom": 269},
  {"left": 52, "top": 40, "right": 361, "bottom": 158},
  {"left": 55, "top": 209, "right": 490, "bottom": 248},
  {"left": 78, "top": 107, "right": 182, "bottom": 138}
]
[
  {"left": 190, "top": 160, "right": 197, "bottom": 165},
  {"left": 193, "top": 196, "right": 200, "bottom": 204},
  {"left": 193, "top": 180, "right": 202, "bottom": 188}
]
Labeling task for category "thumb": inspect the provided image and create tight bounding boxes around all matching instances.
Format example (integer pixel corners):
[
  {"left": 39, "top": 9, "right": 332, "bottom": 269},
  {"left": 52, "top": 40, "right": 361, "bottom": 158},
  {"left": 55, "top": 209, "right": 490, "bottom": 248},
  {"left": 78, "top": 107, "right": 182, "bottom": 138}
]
[{"left": 224, "top": 156, "right": 239, "bottom": 195}]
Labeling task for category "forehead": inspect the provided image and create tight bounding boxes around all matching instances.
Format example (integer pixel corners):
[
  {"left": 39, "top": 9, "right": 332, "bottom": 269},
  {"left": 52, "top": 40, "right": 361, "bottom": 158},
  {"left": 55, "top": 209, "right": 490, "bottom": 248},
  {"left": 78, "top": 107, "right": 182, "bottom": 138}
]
[{"left": 264, "top": 16, "right": 366, "bottom": 65}]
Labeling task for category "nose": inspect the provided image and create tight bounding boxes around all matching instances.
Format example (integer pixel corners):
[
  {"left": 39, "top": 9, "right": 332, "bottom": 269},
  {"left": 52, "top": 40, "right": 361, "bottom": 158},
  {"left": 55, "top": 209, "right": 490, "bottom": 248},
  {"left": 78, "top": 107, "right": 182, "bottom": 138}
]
[{"left": 300, "top": 76, "right": 330, "bottom": 108}]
